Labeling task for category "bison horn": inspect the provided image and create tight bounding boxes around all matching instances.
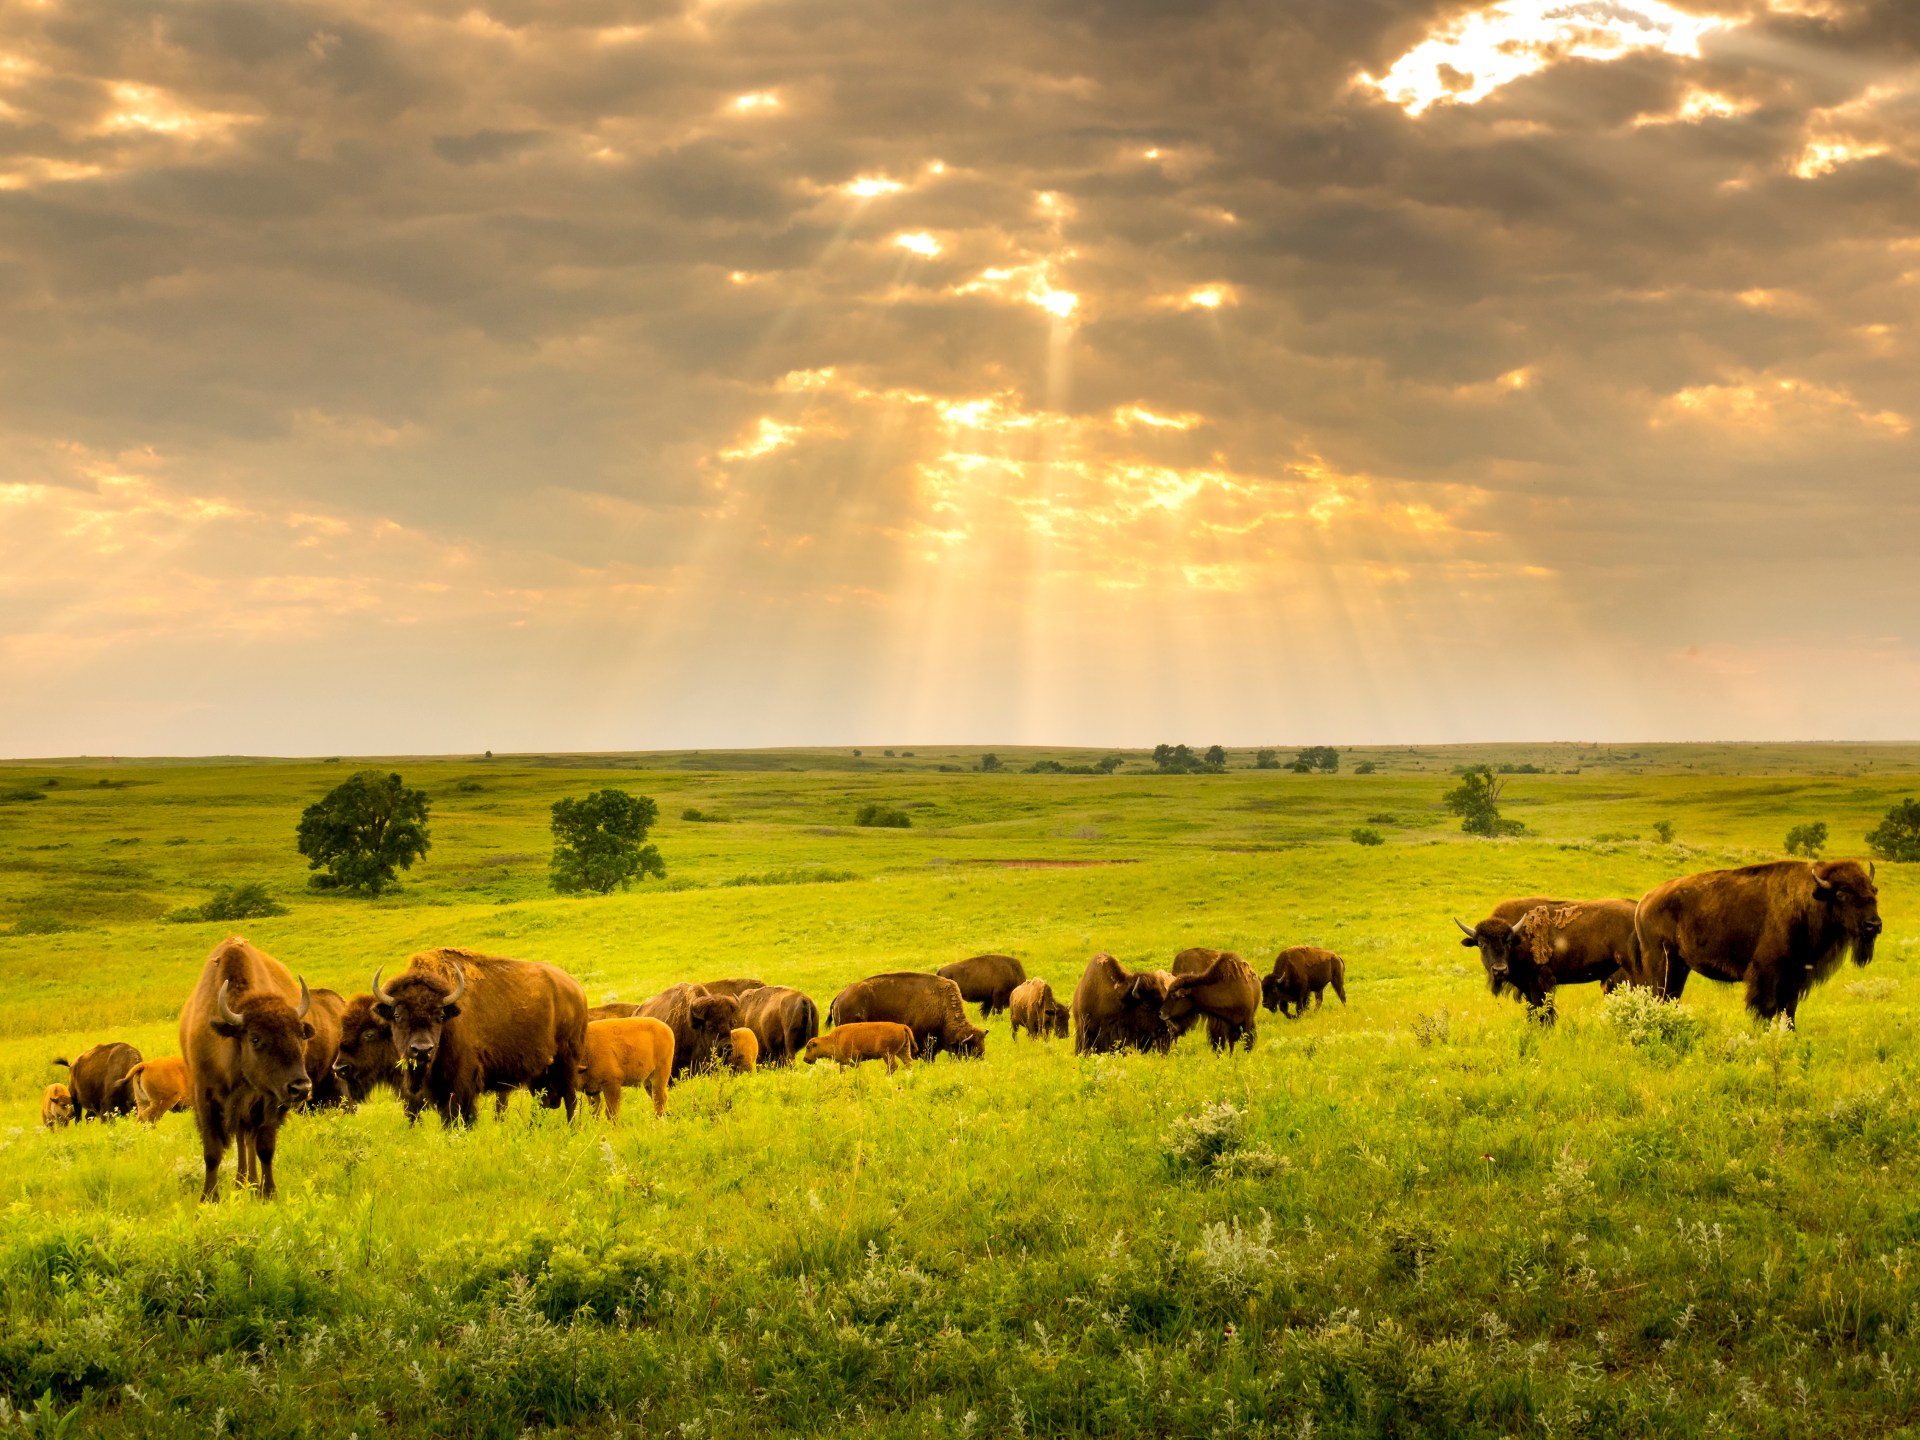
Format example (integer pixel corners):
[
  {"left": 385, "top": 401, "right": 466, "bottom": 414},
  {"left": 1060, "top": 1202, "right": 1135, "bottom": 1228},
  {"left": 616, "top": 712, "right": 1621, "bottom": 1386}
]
[
  {"left": 1454, "top": 918, "right": 1475, "bottom": 938},
  {"left": 442, "top": 964, "right": 466, "bottom": 1008},
  {"left": 295, "top": 977, "right": 312, "bottom": 1020},
  {"left": 216, "top": 980, "right": 244, "bottom": 1028},
  {"left": 372, "top": 965, "right": 393, "bottom": 1005}
]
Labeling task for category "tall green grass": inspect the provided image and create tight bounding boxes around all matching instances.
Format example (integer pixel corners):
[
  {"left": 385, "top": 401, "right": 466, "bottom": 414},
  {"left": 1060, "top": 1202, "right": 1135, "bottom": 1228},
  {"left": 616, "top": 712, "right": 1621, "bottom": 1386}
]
[{"left": 1, "top": 747, "right": 1918, "bottom": 1434}]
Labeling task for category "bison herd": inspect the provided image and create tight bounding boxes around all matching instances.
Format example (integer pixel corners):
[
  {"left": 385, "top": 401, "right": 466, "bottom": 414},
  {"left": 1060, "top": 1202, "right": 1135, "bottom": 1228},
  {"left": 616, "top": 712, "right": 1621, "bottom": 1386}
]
[{"left": 36, "top": 857, "right": 1885, "bottom": 1202}]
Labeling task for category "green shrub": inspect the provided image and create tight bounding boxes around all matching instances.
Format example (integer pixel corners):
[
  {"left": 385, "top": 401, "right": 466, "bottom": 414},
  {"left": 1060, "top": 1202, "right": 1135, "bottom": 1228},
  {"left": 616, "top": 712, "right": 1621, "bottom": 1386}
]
[
  {"left": 721, "top": 868, "right": 858, "bottom": 887},
  {"left": 1785, "top": 821, "right": 1827, "bottom": 857},
  {"left": 165, "top": 882, "right": 289, "bottom": 924},
  {"left": 0, "top": 788, "right": 46, "bottom": 804},
  {"left": 1354, "top": 760, "right": 1377, "bottom": 773},
  {"left": 1599, "top": 985, "right": 1704, "bottom": 1055},
  {"left": 854, "top": 803, "right": 911, "bottom": 828},
  {"left": 1652, "top": 819, "right": 1676, "bottom": 844},
  {"left": 1351, "top": 827, "right": 1384, "bottom": 846},
  {"left": 1867, "top": 798, "right": 1920, "bottom": 862}
]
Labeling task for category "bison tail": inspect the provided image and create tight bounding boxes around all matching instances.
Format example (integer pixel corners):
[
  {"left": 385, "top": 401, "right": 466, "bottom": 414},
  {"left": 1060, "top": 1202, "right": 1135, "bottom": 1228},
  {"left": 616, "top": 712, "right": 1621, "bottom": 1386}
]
[
  {"left": 1332, "top": 960, "right": 1347, "bottom": 1004},
  {"left": 51, "top": 1056, "right": 69, "bottom": 1070}
]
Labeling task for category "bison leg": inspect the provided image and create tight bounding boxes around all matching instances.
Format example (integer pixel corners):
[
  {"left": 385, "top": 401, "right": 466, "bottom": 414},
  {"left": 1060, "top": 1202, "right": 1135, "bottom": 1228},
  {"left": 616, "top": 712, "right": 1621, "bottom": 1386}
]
[
  {"left": 1241, "top": 1019, "right": 1256, "bottom": 1052},
  {"left": 603, "top": 1083, "right": 621, "bottom": 1125},
  {"left": 237, "top": 1129, "right": 258, "bottom": 1189},
  {"left": 650, "top": 1066, "right": 668, "bottom": 1118},
  {"left": 195, "top": 1101, "right": 228, "bottom": 1203},
  {"left": 254, "top": 1121, "right": 281, "bottom": 1201},
  {"left": 493, "top": 1089, "right": 512, "bottom": 1120}
]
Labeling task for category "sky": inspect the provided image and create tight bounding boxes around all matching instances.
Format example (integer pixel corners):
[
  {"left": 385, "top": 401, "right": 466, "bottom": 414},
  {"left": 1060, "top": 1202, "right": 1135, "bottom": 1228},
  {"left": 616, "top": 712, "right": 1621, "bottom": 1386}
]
[{"left": 2, "top": 0, "right": 1917, "bottom": 756}]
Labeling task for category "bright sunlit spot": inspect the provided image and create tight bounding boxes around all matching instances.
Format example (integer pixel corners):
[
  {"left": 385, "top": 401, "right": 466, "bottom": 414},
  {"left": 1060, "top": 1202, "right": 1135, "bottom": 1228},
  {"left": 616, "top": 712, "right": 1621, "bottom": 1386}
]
[
  {"left": 844, "top": 175, "right": 906, "bottom": 198},
  {"left": 1363, "top": 0, "right": 1728, "bottom": 115},
  {"left": 894, "top": 232, "right": 942, "bottom": 257},
  {"left": 730, "top": 92, "right": 779, "bottom": 113}
]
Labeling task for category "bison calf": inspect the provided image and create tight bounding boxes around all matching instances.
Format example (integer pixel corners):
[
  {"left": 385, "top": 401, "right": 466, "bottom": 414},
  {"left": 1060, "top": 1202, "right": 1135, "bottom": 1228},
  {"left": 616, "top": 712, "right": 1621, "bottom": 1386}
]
[
  {"left": 579, "top": 1018, "right": 675, "bottom": 1122},
  {"left": 1009, "top": 978, "right": 1071, "bottom": 1041},
  {"left": 804, "top": 1023, "right": 916, "bottom": 1074},
  {"left": 40, "top": 1084, "right": 72, "bottom": 1129},
  {"left": 726, "top": 1027, "right": 759, "bottom": 1073},
  {"left": 129, "top": 1057, "right": 192, "bottom": 1124}
]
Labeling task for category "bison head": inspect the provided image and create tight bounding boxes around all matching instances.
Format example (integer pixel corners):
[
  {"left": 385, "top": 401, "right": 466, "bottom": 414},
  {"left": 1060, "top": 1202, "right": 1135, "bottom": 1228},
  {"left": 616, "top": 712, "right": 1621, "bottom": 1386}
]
[
  {"left": 1047, "top": 1002, "right": 1072, "bottom": 1039},
  {"left": 1811, "top": 859, "right": 1883, "bottom": 963},
  {"left": 801, "top": 1037, "right": 825, "bottom": 1065},
  {"left": 210, "top": 978, "right": 314, "bottom": 1107},
  {"left": 689, "top": 992, "right": 740, "bottom": 1035},
  {"left": 372, "top": 964, "right": 465, "bottom": 1072},
  {"left": 42, "top": 1085, "right": 73, "bottom": 1128},
  {"left": 1456, "top": 917, "right": 1523, "bottom": 997},
  {"left": 332, "top": 995, "right": 399, "bottom": 1101},
  {"left": 948, "top": 1024, "right": 987, "bottom": 1058}
]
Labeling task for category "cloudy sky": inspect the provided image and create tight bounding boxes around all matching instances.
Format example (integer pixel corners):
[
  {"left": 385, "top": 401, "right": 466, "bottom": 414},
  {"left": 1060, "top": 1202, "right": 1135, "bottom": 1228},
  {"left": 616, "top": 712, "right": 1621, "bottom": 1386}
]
[{"left": 2, "top": 0, "right": 1916, "bottom": 756}]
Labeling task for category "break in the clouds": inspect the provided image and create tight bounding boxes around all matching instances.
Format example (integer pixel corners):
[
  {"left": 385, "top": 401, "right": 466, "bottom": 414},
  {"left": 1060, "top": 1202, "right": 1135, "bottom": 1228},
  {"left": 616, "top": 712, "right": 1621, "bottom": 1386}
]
[{"left": 1, "top": 0, "right": 1917, "bottom": 755}]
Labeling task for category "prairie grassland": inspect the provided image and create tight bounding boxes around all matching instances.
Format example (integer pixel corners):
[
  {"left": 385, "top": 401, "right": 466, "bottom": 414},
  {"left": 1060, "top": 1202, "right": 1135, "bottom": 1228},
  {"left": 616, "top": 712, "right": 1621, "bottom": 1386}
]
[{"left": 1, "top": 747, "right": 1919, "bottom": 1437}]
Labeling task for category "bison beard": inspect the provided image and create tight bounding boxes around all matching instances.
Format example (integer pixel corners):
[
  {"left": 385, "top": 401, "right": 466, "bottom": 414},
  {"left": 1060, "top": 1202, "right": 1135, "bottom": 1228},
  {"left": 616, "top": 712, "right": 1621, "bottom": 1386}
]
[
  {"left": 373, "top": 948, "right": 587, "bottom": 1125},
  {"left": 1635, "top": 859, "right": 1883, "bottom": 1023}
]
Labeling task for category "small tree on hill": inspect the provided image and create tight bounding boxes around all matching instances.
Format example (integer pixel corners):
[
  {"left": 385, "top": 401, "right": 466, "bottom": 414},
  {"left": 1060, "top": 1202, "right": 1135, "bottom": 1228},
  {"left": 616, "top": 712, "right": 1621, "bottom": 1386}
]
[
  {"left": 296, "top": 770, "right": 431, "bottom": 894},
  {"left": 1204, "top": 744, "right": 1228, "bottom": 768},
  {"left": 1443, "top": 766, "right": 1521, "bottom": 838},
  {"left": 1290, "top": 746, "right": 1339, "bottom": 773},
  {"left": 979, "top": 753, "right": 1003, "bottom": 773},
  {"left": 1867, "top": 799, "right": 1920, "bottom": 863},
  {"left": 1255, "top": 748, "right": 1280, "bottom": 770},
  {"left": 550, "top": 789, "right": 665, "bottom": 894},
  {"left": 1784, "top": 821, "right": 1828, "bottom": 858}
]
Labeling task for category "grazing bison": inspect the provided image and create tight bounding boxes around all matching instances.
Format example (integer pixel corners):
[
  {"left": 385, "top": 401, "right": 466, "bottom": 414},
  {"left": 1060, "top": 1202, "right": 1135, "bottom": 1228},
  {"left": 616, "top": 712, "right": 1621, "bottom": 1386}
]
[
  {"left": 805, "top": 1022, "right": 916, "bottom": 1074},
  {"left": 1635, "top": 859, "right": 1882, "bottom": 1023},
  {"left": 697, "top": 978, "right": 767, "bottom": 999},
  {"left": 331, "top": 995, "right": 400, "bottom": 1103},
  {"left": 725, "top": 1028, "right": 759, "bottom": 1072},
  {"left": 300, "top": 988, "right": 349, "bottom": 1107},
  {"left": 1463, "top": 900, "right": 1640, "bottom": 1021},
  {"left": 936, "top": 954, "right": 1027, "bottom": 1018},
  {"left": 1009, "top": 978, "right": 1071, "bottom": 1041},
  {"left": 129, "top": 1057, "right": 192, "bottom": 1124},
  {"left": 1262, "top": 947, "right": 1348, "bottom": 1017},
  {"left": 730, "top": 985, "right": 820, "bottom": 1066},
  {"left": 179, "top": 936, "right": 315, "bottom": 1201},
  {"left": 40, "top": 1084, "right": 72, "bottom": 1129},
  {"left": 53, "top": 1042, "right": 143, "bottom": 1121},
  {"left": 1070, "top": 955, "right": 1176, "bottom": 1055},
  {"left": 1455, "top": 896, "right": 1569, "bottom": 981},
  {"left": 828, "top": 973, "right": 986, "bottom": 1059},
  {"left": 1163, "top": 949, "right": 1261, "bottom": 1051},
  {"left": 578, "top": 1018, "right": 674, "bottom": 1121},
  {"left": 372, "top": 947, "right": 587, "bottom": 1125},
  {"left": 639, "top": 983, "right": 741, "bottom": 1079}
]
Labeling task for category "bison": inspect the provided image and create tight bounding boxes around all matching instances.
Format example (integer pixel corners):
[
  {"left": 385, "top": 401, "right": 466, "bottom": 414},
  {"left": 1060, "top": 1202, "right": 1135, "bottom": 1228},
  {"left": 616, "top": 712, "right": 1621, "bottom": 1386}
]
[
  {"left": 1009, "top": 978, "right": 1071, "bottom": 1041},
  {"left": 179, "top": 936, "right": 315, "bottom": 1201},
  {"left": 297, "top": 987, "right": 349, "bottom": 1107},
  {"left": 639, "top": 983, "right": 741, "bottom": 1079},
  {"left": 129, "top": 1057, "right": 192, "bottom": 1124},
  {"left": 1464, "top": 899, "right": 1640, "bottom": 1021},
  {"left": 828, "top": 973, "right": 986, "bottom": 1059},
  {"left": 729, "top": 985, "right": 820, "bottom": 1066},
  {"left": 330, "top": 994, "right": 401, "bottom": 1103},
  {"left": 1163, "top": 949, "right": 1261, "bottom": 1051},
  {"left": 1070, "top": 955, "right": 1176, "bottom": 1055},
  {"left": 1455, "top": 896, "right": 1569, "bottom": 981},
  {"left": 53, "top": 1042, "right": 142, "bottom": 1121},
  {"left": 1635, "top": 859, "right": 1882, "bottom": 1023},
  {"left": 40, "top": 1084, "right": 72, "bottom": 1129},
  {"left": 697, "top": 977, "right": 767, "bottom": 999},
  {"left": 372, "top": 947, "right": 588, "bottom": 1125},
  {"left": 1262, "top": 947, "right": 1348, "bottom": 1018},
  {"left": 805, "top": 1022, "right": 916, "bottom": 1074},
  {"left": 936, "top": 954, "right": 1027, "bottom": 1018},
  {"left": 726, "top": 1028, "right": 759, "bottom": 1072},
  {"left": 578, "top": 1018, "right": 675, "bottom": 1121}
]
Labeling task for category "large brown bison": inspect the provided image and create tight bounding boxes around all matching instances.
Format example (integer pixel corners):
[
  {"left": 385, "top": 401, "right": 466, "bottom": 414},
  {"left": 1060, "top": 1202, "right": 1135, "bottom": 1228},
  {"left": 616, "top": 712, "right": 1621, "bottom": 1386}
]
[
  {"left": 730, "top": 984, "right": 820, "bottom": 1066},
  {"left": 372, "top": 947, "right": 587, "bottom": 1124},
  {"left": 1009, "top": 978, "right": 1071, "bottom": 1041},
  {"left": 639, "top": 983, "right": 741, "bottom": 1079},
  {"left": 1464, "top": 899, "right": 1640, "bottom": 1020},
  {"left": 179, "top": 936, "right": 315, "bottom": 1201},
  {"left": 828, "top": 972, "right": 986, "bottom": 1059},
  {"left": 936, "top": 954, "right": 1027, "bottom": 1018},
  {"left": 1071, "top": 955, "right": 1175, "bottom": 1055},
  {"left": 1635, "top": 859, "right": 1882, "bottom": 1023},
  {"left": 53, "top": 1041, "right": 143, "bottom": 1121},
  {"left": 331, "top": 994, "right": 400, "bottom": 1103},
  {"left": 1163, "top": 949, "right": 1261, "bottom": 1051},
  {"left": 301, "top": 987, "right": 349, "bottom": 1107},
  {"left": 1262, "top": 947, "right": 1348, "bottom": 1017}
]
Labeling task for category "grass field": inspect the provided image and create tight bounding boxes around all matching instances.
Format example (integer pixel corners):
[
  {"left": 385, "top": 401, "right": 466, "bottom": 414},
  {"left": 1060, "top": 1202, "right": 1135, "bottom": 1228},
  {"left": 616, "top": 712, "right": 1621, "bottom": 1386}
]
[{"left": 2, "top": 744, "right": 1919, "bottom": 1437}]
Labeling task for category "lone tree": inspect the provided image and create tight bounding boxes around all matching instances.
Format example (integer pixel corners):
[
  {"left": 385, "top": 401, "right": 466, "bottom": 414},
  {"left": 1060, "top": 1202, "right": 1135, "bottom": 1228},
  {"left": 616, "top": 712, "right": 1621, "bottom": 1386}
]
[
  {"left": 979, "top": 753, "right": 1003, "bottom": 773},
  {"left": 1867, "top": 799, "right": 1920, "bottom": 863},
  {"left": 296, "top": 770, "right": 431, "bottom": 894},
  {"left": 550, "top": 789, "right": 665, "bottom": 894},
  {"left": 1204, "top": 744, "right": 1228, "bottom": 768},
  {"left": 1784, "top": 821, "right": 1828, "bottom": 858},
  {"left": 1290, "top": 746, "right": 1339, "bottom": 773},
  {"left": 1255, "top": 748, "right": 1281, "bottom": 770},
  {"left": 1443, "top": 766, "right": 1522, "bottom": 838}
]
